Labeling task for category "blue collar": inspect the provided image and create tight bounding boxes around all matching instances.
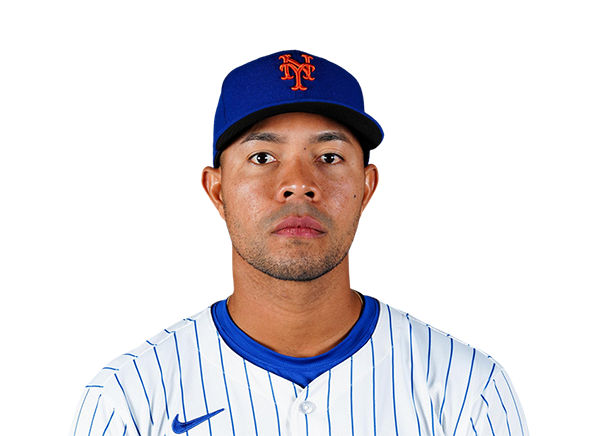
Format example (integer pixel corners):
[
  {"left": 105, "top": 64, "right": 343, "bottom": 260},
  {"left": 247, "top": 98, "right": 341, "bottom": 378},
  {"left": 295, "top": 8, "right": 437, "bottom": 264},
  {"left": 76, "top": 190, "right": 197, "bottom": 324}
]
[{"left": 211, "top": 294, "right": 380, "bottom": 387}]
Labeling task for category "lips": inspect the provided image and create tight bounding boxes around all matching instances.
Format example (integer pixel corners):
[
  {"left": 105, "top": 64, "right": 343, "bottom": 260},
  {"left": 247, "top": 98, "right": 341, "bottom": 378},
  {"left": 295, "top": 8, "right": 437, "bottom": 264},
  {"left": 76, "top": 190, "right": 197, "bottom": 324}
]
[{"left": 272, "top": 215, "right": 325, "bottom": 237}]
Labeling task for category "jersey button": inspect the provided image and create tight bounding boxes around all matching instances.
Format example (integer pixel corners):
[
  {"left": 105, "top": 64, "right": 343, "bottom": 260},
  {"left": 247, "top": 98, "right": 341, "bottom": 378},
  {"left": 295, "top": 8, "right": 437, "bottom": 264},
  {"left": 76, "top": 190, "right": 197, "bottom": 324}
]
[{"left": 299, "top": 401, "right": 316, "bottom": 414}]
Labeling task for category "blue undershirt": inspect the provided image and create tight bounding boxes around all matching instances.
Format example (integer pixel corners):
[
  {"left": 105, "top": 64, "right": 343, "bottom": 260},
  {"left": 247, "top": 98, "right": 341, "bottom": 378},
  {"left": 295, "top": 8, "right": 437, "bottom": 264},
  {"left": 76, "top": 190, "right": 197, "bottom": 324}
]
[{"left": 211, "top": 294, "right": 380, "bottom": 387}]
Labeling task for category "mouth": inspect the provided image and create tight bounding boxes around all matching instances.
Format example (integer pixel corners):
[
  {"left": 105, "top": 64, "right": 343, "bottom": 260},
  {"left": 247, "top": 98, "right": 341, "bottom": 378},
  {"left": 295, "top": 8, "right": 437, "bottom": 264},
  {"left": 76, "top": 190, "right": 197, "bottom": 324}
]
[{"left": 272, "top": 215, "right": 326, "bottom": 238}]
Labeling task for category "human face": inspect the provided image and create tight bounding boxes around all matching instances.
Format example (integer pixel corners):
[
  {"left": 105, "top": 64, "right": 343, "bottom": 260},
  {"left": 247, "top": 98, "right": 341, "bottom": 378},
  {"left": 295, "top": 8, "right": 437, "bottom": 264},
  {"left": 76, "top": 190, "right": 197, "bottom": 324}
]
[{"left": 203, "top": 112, "right": 378, "bottom": 282}]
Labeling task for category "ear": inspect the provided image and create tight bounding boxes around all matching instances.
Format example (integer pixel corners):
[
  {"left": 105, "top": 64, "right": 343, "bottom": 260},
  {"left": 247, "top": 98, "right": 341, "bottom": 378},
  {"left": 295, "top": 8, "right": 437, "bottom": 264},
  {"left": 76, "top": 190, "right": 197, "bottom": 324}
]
[
  {"left": 202, "top": 166, "right": 226, "bottom": 220},
  {"left": 360, "top": 163, "right": 379, "bottom": 214}
]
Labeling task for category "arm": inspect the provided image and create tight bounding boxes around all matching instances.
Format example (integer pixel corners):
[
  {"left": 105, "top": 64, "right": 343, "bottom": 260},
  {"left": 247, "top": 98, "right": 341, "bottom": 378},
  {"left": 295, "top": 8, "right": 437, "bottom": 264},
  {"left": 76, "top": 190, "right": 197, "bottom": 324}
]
[
  {"left": 69, "top": 387, "right": 129, "bottom": 436},
  {"left": 470, "top": 365, "right": 529, "bottom": 436}
]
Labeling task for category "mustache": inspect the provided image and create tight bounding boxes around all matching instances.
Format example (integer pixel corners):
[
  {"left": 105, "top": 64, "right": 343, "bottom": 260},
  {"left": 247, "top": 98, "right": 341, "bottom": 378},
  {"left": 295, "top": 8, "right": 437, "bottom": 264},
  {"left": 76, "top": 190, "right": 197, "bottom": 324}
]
[{"left": 265, "top": 204, "right": 333, "bottom": 229}]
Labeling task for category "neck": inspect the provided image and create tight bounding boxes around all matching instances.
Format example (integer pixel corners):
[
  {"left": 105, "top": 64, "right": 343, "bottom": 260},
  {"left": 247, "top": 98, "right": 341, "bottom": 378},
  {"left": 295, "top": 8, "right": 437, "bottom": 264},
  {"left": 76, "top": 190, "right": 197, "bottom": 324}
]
[{"left": 226, "top": 249, "right": 362, "bottom": 357}]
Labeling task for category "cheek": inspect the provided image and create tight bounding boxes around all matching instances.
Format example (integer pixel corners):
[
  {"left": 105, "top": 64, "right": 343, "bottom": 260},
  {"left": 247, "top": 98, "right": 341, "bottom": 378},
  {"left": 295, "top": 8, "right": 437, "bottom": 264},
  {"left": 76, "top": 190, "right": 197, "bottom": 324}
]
[
  {"left": 322, "top": 175, "right": 365, "bottom": 215},
  {"left": 224, "top": 179, "right": 271, "bottom": 224}
]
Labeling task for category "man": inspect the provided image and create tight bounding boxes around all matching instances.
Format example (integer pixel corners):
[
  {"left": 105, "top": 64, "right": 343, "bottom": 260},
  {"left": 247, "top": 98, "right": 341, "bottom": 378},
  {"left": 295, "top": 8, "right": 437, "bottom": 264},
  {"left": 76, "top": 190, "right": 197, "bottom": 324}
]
[{"left": 70, "top": 50, "right": 528, "bottom": 436}]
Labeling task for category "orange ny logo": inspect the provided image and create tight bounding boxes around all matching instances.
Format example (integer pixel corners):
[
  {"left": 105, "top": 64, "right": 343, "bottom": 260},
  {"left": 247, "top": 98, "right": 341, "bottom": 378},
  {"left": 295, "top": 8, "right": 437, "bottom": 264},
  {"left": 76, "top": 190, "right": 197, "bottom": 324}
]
[{"left": 279, "top": 54, "right": 315, "bottom": 91}]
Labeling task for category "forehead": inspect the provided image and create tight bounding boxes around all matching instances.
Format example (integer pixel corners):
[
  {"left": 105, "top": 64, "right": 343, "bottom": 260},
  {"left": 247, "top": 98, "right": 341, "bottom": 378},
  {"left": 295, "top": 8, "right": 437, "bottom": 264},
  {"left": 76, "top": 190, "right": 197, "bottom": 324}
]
[{"left": 243, "top": 112, "right": 358, "bottom": 138}]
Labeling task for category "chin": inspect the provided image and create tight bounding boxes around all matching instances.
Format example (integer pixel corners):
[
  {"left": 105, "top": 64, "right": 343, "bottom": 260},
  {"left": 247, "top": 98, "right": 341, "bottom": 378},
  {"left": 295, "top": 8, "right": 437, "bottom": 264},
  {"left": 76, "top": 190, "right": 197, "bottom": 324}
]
[{"left": 249, "top": 252, "right": 349, "bottom": 283}]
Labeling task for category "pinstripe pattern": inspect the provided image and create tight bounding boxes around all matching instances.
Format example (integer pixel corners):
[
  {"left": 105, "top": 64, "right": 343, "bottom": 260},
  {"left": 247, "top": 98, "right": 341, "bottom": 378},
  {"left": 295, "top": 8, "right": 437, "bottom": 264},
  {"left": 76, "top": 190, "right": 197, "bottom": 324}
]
[
  {"left": 101, "top": 409, "right": 115, "bottom": 436},
  {"left": 485, "top": 364, "right": 496, "bottom": 392},
  {"left": 493, "top": 379, "right": 511, "bottom": 436},
  {"left": 72, "top": 388, "right": 90, "bottom": 436},
  {"left": 172, "top": 331, "right": 187, "bottom": 435},
  {"left": 152, "top": 346, "right": 170, "bottom": 421},
  {"left": 191, "top": 319, "right": 212, "bottom": 436},
  {"left": 471, "top": 418, "right": 478, "bottom": 435},
  {"left": 304, "top": 385, "right": 310, "bottom": 436},
  {"left": 216, "top": 332, "right": 236, "bottom": 436},
  {"left": 427, "top": 325, "right": 433, "bottom": 380},
  {"left": 350, "top": 355, "right": 355, "bottom": 436},
  {"left": 386, "top": 305, "right": 399, "bottom": 436},
  {"left": 430, "top": 400, "right": 436, "bottom": 436},
  {"left": 487, "top": 413, "right": 497, "bottom": 436},
  {"left": 327, "top": 370, "right": 332, "bottom": 436},
  {"left": 267, "top": 372, "right": 282, "bottom": 436},
  {"left": 370, "top": 338, "right": 377, "bottom": 436},
  {"left": 88, "top": 394, "right": 102, "bottom": 436},
  {"left": 243, "top": 359, "right": 259, "bottom": 436},
  {"left": 501, "top": 370, "right": 526, "bottom": 436},
  {"left": 453, "top": 348, "right": 477, "bottom": 436},
  {"left": 407, "top": 314, "right": 423, "bottom": 436},
  {"left": 440, "top": 336, "right": 454, "bottom": 423},
  {"left": 70, "top": 301, "right": 528, "bottom": 436},
  {"left": 132, "top": 360, "right": 153, "bottom": 425},
  {"left": 115, "top": 373, "right": 141, "bottom": 436}
]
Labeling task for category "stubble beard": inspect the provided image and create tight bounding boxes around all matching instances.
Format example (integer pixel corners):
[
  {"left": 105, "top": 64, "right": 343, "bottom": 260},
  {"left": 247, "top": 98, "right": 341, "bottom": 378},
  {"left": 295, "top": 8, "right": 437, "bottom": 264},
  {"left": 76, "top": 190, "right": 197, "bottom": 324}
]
[{"left": 223, "top": 201, "right": 361, "bottom": 282}]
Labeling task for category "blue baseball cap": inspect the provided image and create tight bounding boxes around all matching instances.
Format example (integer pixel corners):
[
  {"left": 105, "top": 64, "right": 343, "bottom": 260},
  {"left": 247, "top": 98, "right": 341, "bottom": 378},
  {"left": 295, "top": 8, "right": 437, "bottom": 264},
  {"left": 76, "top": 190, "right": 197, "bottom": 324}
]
[{"left": 212, "top": 50, "right": 384, "bottom": 167}]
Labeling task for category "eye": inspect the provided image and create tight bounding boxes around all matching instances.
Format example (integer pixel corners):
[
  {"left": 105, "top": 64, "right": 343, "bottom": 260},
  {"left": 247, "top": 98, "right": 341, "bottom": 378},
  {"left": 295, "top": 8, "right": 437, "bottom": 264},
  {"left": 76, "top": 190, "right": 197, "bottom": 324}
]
[
  {"left": 249, "top": 152, "right": 276, "bottom": 165},
  {"left": 319, "top": 153, "right": 343, "bottom": 164}
]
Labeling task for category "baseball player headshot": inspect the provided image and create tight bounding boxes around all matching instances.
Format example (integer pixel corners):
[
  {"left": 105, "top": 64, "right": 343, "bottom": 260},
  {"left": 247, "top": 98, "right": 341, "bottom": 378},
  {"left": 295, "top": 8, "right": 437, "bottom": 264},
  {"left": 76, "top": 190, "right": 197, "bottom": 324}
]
[{"left": 69, "top": 50, "right": 529, "bottom": 436}]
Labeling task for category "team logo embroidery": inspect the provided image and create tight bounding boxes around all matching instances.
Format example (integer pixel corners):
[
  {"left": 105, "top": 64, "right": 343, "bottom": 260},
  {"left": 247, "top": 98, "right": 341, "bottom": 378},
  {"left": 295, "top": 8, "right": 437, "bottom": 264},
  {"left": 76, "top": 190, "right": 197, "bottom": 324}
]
[{"left": 279, "top": 54, "right": 315, "bottom": 91}]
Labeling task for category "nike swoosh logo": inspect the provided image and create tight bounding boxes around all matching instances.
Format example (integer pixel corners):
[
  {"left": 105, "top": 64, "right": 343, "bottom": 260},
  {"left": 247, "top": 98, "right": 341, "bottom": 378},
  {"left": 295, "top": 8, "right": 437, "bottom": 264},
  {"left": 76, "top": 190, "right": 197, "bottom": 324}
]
[{"left": 172, "top": 408, "right": 225, "bottom": 434}]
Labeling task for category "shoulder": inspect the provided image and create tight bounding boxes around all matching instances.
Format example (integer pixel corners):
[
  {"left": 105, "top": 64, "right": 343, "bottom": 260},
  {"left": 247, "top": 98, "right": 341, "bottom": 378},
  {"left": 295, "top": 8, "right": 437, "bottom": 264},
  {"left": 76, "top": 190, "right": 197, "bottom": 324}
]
[
  {"left": 385, "top": 303, "right": 530, "bottom": 435},
  {"left": 85, "top": 306, "right": 214, "bottom": 394},
  {"left": 71, "top": 307, "right": 217, "bottom": 435},
  {"left": 373, "top": 300, "right": 528, "bottom": 434},
  {"left": 374, "top": 299, "right": 503, "bottom": 391}
]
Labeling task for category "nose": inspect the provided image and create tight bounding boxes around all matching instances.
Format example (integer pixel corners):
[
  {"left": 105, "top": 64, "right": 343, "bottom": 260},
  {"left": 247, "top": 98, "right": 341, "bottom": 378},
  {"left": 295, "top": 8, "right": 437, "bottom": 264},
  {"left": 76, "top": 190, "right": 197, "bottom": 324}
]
[{"left": 275, "top": 159, "right": 321, "bottom": 203}]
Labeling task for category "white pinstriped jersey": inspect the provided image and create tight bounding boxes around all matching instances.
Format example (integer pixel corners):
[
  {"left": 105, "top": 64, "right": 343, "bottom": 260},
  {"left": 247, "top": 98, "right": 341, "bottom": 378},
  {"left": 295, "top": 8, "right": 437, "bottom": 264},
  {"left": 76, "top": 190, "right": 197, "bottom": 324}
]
[{"left": 70, "top": 298, "right": 528, "bottom": 436}]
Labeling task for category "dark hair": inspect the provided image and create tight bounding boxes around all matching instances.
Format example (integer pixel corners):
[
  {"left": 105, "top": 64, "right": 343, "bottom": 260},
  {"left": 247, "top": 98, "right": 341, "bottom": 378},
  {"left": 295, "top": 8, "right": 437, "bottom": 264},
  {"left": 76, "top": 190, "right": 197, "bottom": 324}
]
[{"left": 360, "top": 146, "right": 371, "bottom": 168}]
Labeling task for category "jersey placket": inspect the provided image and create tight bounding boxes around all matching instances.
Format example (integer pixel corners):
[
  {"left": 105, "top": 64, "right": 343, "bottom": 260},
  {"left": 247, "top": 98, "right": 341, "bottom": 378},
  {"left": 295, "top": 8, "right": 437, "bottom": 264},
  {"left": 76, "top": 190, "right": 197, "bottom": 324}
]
[
  {"left": 291, "top": 385, "right": 314, "bottom": 436},
  {"left": 288, "top": 371, "right": 332, "bottom": 436}
]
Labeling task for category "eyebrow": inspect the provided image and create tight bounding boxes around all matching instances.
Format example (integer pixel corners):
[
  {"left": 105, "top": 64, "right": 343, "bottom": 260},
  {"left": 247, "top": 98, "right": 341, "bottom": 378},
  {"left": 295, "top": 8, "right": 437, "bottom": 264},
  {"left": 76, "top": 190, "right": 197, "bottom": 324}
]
[
  {"left": 239, "top": 130, "right": 353, "bottom": 145},
  {"left": 241, "top": 132, "right": 285, "bottom": 144},
  {"left": 309, "top": 131, "right": 352, "bottom": 144}
]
